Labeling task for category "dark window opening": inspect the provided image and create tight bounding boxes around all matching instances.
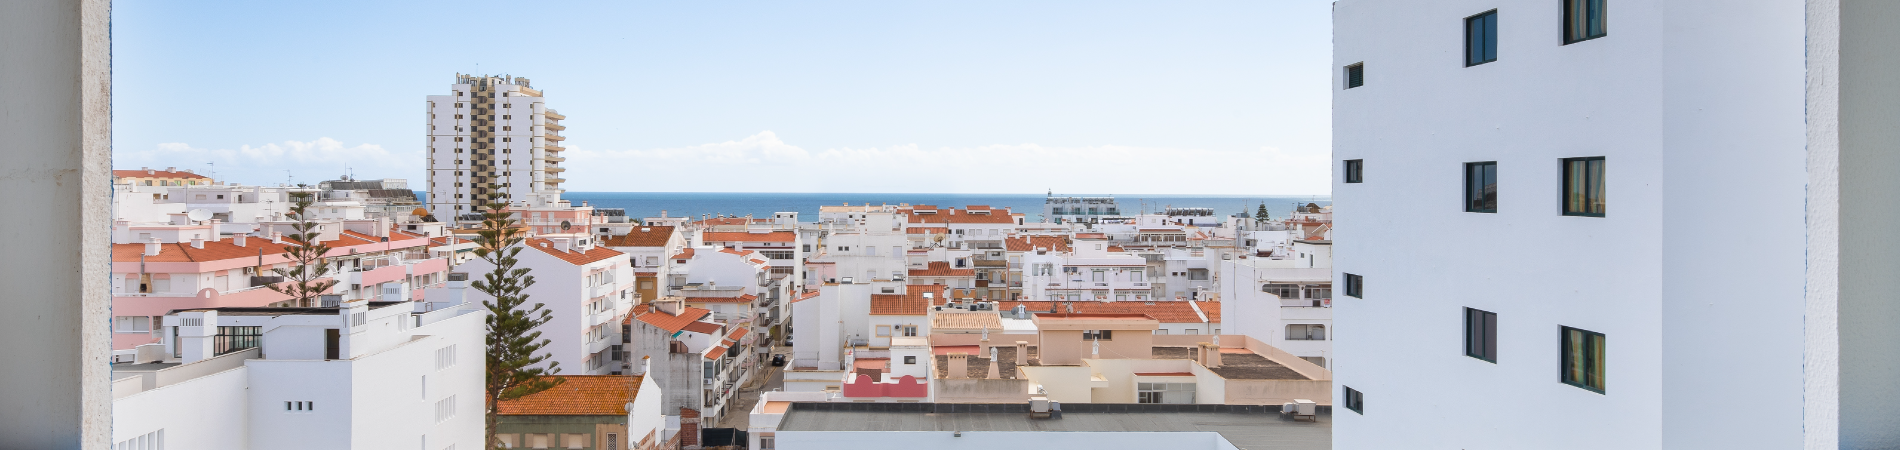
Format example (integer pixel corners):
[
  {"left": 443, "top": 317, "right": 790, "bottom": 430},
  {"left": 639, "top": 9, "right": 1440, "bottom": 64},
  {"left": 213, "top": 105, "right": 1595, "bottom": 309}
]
[
  {"left": 1464, "top": 308, "right": 1498, "bottom": 362},
  {"left": 1562, "top": 0, "right": 1608, "bottom": 44},
  {"left": 1465, "top": 161, "right": 1498, "bottom": 213},
  {"left": 1343, "top": 273, "right": 1364, "bottom": 298},
  {"left": 1344, "top": 159, "right": 1364, "bottom": 183},
  {"left": 1466, "top": 10, "right": 1499, "bottom": 66},
  {"left": 1344, "top": 63, "right": 1365, "bottom": 89},
  {"left": 1343, "top": 386, "right": 1365, "bottom": 414},
  {"left": 1560, "top": 326, "right": 1606, "bottom": 393},
  {"left": 1561, "top": 157, "right": 1606, "bottom": 217}
]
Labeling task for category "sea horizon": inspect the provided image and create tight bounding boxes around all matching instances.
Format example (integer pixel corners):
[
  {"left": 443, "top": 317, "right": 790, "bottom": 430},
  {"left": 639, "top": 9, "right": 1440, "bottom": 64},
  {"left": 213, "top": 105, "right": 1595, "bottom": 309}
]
[{"left": 419, "top": 191, "right": 1332, "bottom": 223}]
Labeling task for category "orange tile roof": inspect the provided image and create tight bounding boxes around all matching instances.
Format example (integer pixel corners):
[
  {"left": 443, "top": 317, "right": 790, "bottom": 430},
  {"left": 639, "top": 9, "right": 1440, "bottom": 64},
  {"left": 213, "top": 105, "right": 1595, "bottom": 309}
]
[
  {"left": 682, "top": 321, "right": 724, "bottom": 335},
  {"left": 906, "top": 227, "right": 949, "bottom": 235},
  {"left": 998, "top": 301, "right": 1213, "bottom": 324},
  {"left": 704, "top": 346, "right": 728, "bottom": 360},
  {"left": 718, "top": 248, "right": 756, "bottom": 256},
  {"left": 670, "top": 248, "right": 695, "bottom": 260},
  {"left": 525, "top": 238, "right": 625, "bottom": 265},
  {"left": 694, "top": 217, "right": 770, "bottom": 226},
  {"left": 113, "top": 169, "right": 209, "bottom": 179},
  {"left": 111, "top": 232, "right": 419, "bottom": 263},
  {"left": 632, "top": 307, "right": 713, "bottom": 333},
  {"left": 703, "top": 231, "right": 795, "bottom": 243},
  {"left": 600, "top": 226, "right": 676, "bottom": 247},
  {"left": 496, "top": 375, "right": 638, "bottom": 416},
  {"left": 871, "top": 286, "right": 946, "bottom": 316},
  {"left": 908, "top": 211, "right": 1017, "bottom": 224},
  {"left": 791, "top": 290, "right": 821, "bottom": 304},
  {"left": 724, "top": 327, "right": 748, "bottom": 344},
  {"left": 1005, "top": 236, "right": 1071, "bottom": 252},
  {"left": 909, "top": 261, "right": 974, "bottom": 278}
]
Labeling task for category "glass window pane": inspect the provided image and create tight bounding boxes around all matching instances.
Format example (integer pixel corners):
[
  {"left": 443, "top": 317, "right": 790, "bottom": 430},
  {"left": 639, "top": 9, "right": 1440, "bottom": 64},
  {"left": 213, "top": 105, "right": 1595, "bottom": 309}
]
[
  {"left": 1589, "top": 159, "right": 1607, "bottom": 214},
  {"left": 1484, "top": 13, "right": 1498, "bottom": 61}
]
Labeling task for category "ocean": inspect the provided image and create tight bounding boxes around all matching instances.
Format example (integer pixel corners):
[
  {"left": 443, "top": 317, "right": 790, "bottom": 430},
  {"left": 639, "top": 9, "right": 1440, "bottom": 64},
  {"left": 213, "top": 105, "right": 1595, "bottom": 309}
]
[{"left": 419, "top": 192, "right": 1331, "bottom": 223}]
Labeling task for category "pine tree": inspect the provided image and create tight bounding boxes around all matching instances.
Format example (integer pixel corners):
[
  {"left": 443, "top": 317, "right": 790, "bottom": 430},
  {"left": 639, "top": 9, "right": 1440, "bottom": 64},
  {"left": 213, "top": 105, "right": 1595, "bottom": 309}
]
[
  {"left": 473, "top": 188, "right": 563, "bottom": 450},
  {"left": 1256, "top": 204, "right": 1271, "bottom": 223},
  {"left": 268, "top": 191, "right": 339, "bottom": 307}
]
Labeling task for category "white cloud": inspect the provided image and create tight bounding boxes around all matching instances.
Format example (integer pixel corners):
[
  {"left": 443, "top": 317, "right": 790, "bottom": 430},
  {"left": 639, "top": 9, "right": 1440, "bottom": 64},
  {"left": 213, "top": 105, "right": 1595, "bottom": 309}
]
[
  {"left": 116, "top": 138, "right": 418, "bottom": 186},
  {"left": 562, "top": 131, "right": 1330, "bottom": 195}
]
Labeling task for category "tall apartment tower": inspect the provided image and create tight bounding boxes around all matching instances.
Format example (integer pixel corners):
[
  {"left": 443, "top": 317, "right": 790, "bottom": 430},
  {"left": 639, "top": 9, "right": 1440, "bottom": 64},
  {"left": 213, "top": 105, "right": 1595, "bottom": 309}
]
[
  {"left": 425, "top": 74, "right": 568, "bottom": 222},
  {"left": 1333, "top": 1, "right": 1899, "bottom": 449}
]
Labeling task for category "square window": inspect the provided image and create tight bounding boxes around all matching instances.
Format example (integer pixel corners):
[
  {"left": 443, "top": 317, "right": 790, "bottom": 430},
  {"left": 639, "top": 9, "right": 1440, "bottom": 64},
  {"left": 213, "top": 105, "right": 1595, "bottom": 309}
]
[
  {"left": 1343, "top": 63, "right": 1365, "bottom": 89},
  {"left": 905, "top": 356, "right": 917, "bottom": 364},
  {"left": 875, "top": 325, "right": 891, "bottom": 337},
  {"left": 1465, "top": 161, "right": 1498, "bottom": 213},
  {"left": 1343, "top": 273, "right": 1364, "bottom": 298},
  {"left": 1344, "top": 159, "right": 1364, "bottom": 183},
  {"left": 1343, "top": 386, "right": 1364, "bottom": 414},
  {"left": 1562, "top": 157, "right": 1607, "bottom": 216},
  {"left": 1465, "top": 308, "right": 1498, "bottom": 362},
  {"left": 1562, "top": 0, "right": 1608, "bottom": 44},
  {"left": 1561, "top": 326, "right": 1607, "bottom": 392},
  {"left": 1466, "top": 10, "right": 1498, "bottom": 66}
]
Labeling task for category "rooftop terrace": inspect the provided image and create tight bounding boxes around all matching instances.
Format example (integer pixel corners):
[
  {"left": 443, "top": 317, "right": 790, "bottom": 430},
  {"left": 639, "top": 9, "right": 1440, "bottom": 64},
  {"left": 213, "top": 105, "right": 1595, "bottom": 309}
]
[{"left": 777, "top": 402, "right": 1329, "bottom": 449}]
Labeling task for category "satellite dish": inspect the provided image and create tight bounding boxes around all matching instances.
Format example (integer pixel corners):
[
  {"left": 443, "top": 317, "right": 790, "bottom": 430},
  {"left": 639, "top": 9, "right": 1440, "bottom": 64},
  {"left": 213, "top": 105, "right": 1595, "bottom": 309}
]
[
  {"left": 560, "top": 220, "right": 572, "bottom": 231},
  {"left": 186, "top": 209, "right": 212, "bottom": 222}
]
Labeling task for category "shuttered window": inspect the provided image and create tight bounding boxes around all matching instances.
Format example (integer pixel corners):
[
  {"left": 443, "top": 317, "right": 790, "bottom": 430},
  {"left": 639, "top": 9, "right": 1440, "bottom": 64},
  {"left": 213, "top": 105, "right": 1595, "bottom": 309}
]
[{"left": 1343, "top": 63, "right": 1365, "bottom": 89}]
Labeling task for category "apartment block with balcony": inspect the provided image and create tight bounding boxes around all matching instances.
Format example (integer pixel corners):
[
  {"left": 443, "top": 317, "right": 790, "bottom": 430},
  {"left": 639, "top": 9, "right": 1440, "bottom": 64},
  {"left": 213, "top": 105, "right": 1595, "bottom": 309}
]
[
  {"left": 460, "top": 233, "right": 635, "bottom": 375},
  {"left": 424, "top": 74, "right": 569, "bottom": 223}
]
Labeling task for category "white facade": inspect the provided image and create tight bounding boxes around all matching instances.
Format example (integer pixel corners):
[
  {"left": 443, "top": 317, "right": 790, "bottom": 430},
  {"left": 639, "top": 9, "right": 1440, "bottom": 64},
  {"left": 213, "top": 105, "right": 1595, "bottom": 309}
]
[
  {"left": 111, "top": 300, "right": 485, "bottom": 450},
  {"left": 1333, "top": 0, "right": 1830, "bottom": 447},
  {"left": 460, "top": 234, "right": 636, "bottom": 375},
  {"left": 425, "top": 74, "right": 568, "bottom": 222}
]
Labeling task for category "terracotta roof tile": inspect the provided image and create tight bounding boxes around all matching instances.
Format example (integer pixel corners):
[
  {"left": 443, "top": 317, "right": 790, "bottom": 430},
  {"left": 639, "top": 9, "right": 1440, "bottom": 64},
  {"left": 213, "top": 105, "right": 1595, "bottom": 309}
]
[
  {"left": 909, "top": 261, "right": 974, "bottom": 278},
  {"left": 670, "top": 248, "right": 695, "bottom": 260},
  {"left": 496, "top": 375, "right": 638, "bottom": 416},
  {"left": 694, "top": 217, "right": 769, "bottom": 226},
  {"left": 871, "top": 286, "right": 946, "bottom": 316},
  {"left": 525, "top": 238, "right": 625, "bottom": 265},
  {"left": 791, "top": 290, "right": 820, "bottom": 304},
  {"left": 682, "top": 321, "right": 724, "bottom": 335},
  {"left": 600, "top": 226, "right": 676, "bottom": 247},
  {"left": 632, "top": 307, "right": 713, "bottom": 333},
  {"left": 704, "top": 346, "right": 728, "bottom": 360},
  {"left": 703, "top": 231, "right": 795, "bottom": 243},
  {"left": 111, "top": 232, "right": 423, "bottom": 263},
  {"left": 1005, "top": 236, "right": 1071, "bottom": 252},
  {"left": 906, "top": 227, "right": 949, "bottom": 235}
]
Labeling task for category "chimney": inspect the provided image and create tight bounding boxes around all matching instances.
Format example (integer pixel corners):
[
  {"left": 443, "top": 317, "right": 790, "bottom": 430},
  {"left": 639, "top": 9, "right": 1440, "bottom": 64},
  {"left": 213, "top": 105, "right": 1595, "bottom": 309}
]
[
  {"left": 656, "top": 297, "right": 682, "bottom": 315},
  {"left": 144, "top": 238, "right": 161, "bottom": 256},
  {"left": 1015, "top": 341, "right": 1028, "bottom": 366},
  {"left": 189, "top": 236, "right": 204, "bottom": 249},
  {"left": 1201, "top": 342, "right": 1223, "bottom": 369},
  {"left": 234, "top": 233, "right": 247, "bottom": 247},
  {"left": 947, "top": 353, "right": 969, "bottom": 379},
  {"left": 166, "top": 166, "right": 176, "bottom": 172},
  {"left": 271, "top": 232, "right": 283, "bottom": 244}
]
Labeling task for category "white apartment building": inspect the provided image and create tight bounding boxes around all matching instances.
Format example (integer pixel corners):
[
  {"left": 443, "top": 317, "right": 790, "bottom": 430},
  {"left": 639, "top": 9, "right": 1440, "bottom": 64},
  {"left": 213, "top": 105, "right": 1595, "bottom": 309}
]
[
  {"left": 1334, "top": 0, "right": 1898, "bottom": 448},
  {"left": 1020, "top": 235, "right": 1154, "bottom": 302},
  {"left": 460, "top": 234, "right": 636, "bottom": 375},
  {"left": 424, "top": 74, "right": 568, "bottom": 222},
  {"left": 111, "top": 298, "right": 484, "bottom": 450},
  {"left": 1041, "top": 194, "right": 1122, "bottom": 224}
]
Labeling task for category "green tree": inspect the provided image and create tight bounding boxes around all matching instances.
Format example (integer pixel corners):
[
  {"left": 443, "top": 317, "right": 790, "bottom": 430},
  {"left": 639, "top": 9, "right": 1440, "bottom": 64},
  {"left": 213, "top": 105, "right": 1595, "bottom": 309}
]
[
  {"left": 1255, "top": 204, "right": 1271, "bottom": 224},
  {"left": 472, "top": 188, "right": 563, "bottom": 450},
  {"left": 269, "top": 191, "right": 339, "bottom": 307}
]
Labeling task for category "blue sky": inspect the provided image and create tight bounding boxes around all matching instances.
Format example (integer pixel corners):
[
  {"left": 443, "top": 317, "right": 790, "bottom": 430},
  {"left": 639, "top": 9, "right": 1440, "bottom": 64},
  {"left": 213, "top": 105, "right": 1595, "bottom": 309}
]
[{"left": 113, "top": 1, "right": 1334, "bottom": 195}]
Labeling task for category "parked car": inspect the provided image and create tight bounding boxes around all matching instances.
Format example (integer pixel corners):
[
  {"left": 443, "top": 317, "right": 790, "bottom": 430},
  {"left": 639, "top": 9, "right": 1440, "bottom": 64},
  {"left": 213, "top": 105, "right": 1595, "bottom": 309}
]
[{"left": 771, "top": 354, "right": 786, "bottom": 367}]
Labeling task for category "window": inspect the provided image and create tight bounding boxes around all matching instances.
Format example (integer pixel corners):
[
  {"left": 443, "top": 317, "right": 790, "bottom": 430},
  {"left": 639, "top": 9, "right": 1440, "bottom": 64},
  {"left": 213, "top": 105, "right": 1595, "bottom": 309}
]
[
  {"left": 1561, "top": 326, "right": 1607, "bottom": 393},
  {"left": 606, "top": 434, "right": 618, "bottom": 450},
  {"left": 904, "top": 356, "right": 918, "bottom": 365},
  {"left": 901, "top": 325, "right": 918, "bottom": 337},
  {"left": 1466, "top": 10, "right": 1499, "bottom": 66},
  {"left": 1137, "top": 382, "right": 1196, "bottom": 404},
  {"left": 1343, "top": 63, "right": 1364, "bottom": 89},
  {"left": 1303, "top": 285, "right": 1332, "bottom": 300},
  {"left": 1343, "top": 273, "right": 1364, "bottom": 298},
  {"left": 1286, "top": 324, "right": 1326, "bottom": 340},
  {"left": 285, "top": 401, "right": 315, "bottom": 412},
  {"left": 1082, "top": 330, "right": 1113, "bottom": 341},
  {"left": 760, "top": 436, "right": 776, "bottom": 450},
  {"left": 563, "top": 433, "right": 584, "bottom": 449},
  {"left": 436, "top": 345, "right": 458, "bottom": 370},
  {"left": 1562, "top": 157, "right": 1607, "bottom": 216},
  {"left": 1465, "top": 308, "right": 1498, "bottom": 362},
  {"left": 1562, "top": 0, "right": 1607, "bottom": 44},
  {"left": 1261, "top": 284, "right": 1300, "bottom": 299},
  {"left": 875, "top": 325, "right": 891, "bottom": 337},
  {"left": 1465, "top": 161, "right": 1498, "bottom": 213},
  {"left": 1343, "top": 159, "right": 1364, "bottom": 183},
  {"left": 1300, "top": 356, "right": 1327, "bottom": 368},
  {"left": 114, "top": 316, "right": 153, "bottom": 333},
  {"left": 1343, "top": 386, "right": 1364, "bottom": 414},
  {"left": 435, "top": 395, "right": 458, "bottom": 423}
]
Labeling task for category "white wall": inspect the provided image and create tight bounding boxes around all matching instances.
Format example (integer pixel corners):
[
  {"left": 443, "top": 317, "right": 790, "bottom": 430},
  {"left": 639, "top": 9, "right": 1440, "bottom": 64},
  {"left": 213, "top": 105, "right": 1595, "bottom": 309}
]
[
  {"left": 112, "top": 367, "right": 251, "bottom": 450},
  {"left": 1334, "top": 0, "right": 1805, "bottom": 448}
]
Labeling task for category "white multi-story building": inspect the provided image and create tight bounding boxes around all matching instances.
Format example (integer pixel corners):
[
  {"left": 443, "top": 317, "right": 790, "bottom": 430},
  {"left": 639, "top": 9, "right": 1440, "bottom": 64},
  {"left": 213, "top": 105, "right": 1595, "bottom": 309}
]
[
  {"left": 424, "top": 74, "right": 568, "bottom": 222},
  {"left": 1334, "top": 0, "right": 1899, "bottom": 447},
  {"left": 460, "top": 233, "right": 636, "bottom": 375},
  {"left": 111, "top": 298, "right": 485, "bottom": 450}
]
